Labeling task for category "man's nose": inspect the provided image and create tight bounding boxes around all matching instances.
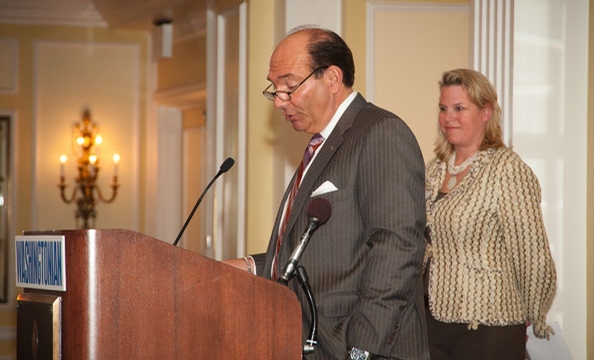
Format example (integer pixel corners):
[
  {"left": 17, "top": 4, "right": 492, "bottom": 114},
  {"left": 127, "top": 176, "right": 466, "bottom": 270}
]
[{"left": 274, "top": 96, "right": 289, "bottom": 108}]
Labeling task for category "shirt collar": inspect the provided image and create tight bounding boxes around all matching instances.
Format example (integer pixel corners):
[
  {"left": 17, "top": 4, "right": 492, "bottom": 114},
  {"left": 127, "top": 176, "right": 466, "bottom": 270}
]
[{"left": 319, "top": 91, "right": 358, "bottom": 139}]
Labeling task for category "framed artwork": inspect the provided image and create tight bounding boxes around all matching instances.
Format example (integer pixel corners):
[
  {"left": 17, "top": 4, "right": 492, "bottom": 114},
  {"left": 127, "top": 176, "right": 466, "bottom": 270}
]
[{"left": 0, "top": 116, "right": 9, "bottom": 303}]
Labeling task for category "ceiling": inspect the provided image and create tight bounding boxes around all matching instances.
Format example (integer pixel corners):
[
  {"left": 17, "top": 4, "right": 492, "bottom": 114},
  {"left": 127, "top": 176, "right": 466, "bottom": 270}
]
[
  {"left": 92, "top": 0, "right": 207, "bottom": 31},
  {"left": 0, "top": 0, "right": 207, "bottom": 33}
]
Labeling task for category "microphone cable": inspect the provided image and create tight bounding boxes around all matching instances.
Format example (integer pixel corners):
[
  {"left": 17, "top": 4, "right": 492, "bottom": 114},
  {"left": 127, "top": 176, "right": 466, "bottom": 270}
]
[{"left": 296, "top": 265, "right": 317, "bottom": 355}]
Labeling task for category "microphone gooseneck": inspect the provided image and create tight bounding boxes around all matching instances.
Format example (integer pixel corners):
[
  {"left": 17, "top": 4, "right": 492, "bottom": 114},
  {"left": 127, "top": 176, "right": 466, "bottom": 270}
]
[
  {"left": 277, "top": 198, "right": 330, "bottom": 355},
  {"left": 277, "top": 197, "right": 332, "bottom": 284},
  {"left": 172, "top": 157, "right": 235, "bottom": 246}
]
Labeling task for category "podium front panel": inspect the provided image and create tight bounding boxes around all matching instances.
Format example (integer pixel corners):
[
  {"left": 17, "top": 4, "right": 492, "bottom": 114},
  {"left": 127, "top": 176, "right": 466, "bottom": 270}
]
[{"left": 16, "top": 293, "right": 62, "bottom": 360}]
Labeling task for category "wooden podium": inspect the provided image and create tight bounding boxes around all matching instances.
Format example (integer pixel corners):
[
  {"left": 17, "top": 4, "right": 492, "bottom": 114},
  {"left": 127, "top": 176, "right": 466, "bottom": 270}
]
[{"left": 16, "top": 229, "right": 302, "bottom": 359}]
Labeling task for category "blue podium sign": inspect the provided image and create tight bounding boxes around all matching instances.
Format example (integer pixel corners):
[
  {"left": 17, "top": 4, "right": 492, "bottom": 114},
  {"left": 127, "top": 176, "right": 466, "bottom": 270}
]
[{"left": 15, "top": 235, "right": 66, "bottom": 291}]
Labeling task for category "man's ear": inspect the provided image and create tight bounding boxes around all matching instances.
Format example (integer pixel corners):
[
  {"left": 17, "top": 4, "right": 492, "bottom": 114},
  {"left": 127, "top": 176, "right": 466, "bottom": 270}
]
[{"left": 325, "top": 65, "right": 343, "bottom": 93}]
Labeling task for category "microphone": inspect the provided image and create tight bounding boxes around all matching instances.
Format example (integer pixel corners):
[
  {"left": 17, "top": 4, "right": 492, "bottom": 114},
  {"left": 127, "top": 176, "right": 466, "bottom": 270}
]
[
  {"left": 172, "top": 157, "right": 235, "bottom": 246},
  {"left": 277, "top": 197, "right": 332, "bottom": 284}
]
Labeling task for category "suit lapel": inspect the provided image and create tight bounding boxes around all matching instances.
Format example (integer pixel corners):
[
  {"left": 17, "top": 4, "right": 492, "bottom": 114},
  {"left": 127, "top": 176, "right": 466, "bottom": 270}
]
[{"left": 282, "top": 93, "right": 367, "bottom": 248}]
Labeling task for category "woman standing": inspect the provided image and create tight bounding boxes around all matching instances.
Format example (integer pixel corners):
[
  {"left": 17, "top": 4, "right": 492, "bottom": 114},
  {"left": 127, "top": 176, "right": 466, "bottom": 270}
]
[{"left": 424, "top": 68, "right": 557, "bottom": 360}]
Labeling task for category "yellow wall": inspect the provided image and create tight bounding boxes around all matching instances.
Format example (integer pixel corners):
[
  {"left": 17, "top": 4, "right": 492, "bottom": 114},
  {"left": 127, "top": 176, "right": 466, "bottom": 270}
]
[
  {"left": 369, "top": 6, "right": 469, "bottom": 161},
  {"left": 158, "top": 35, "right": 206, "bottom": 90},
  {"left": 35, "top": 42, "right": 142, "bottom": 230},
  {"left": 246, "top": 0, "right": 279, "bottom": 254}
]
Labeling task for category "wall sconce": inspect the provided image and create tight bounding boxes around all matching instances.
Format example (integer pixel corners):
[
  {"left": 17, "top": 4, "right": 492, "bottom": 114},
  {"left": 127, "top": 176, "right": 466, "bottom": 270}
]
[{"left": 58, "top": 108, "right": 120, "bottom": 229}]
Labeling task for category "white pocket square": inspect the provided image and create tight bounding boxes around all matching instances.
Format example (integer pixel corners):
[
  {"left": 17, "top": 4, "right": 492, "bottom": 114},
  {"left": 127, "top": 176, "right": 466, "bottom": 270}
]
[{"left": 311, "top": 180, "right": 338, "bottom": 197}]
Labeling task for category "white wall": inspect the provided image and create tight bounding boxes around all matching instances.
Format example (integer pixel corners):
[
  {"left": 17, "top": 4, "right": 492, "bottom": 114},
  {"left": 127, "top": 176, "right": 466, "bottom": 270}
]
[{"left": 513, "top": 0, "right": 588, "bottom": 358}]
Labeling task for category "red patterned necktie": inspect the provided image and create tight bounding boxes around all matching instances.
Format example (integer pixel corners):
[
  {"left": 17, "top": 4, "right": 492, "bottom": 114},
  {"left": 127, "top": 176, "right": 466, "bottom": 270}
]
[{"left": 271, "top": 134, "right": 324, "bottom": 280}]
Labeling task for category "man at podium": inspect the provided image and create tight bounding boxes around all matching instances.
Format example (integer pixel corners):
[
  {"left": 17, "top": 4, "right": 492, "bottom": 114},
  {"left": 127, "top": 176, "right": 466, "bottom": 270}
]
[{"left": 228, "top": 26, "right": 428, "bottom": 360}]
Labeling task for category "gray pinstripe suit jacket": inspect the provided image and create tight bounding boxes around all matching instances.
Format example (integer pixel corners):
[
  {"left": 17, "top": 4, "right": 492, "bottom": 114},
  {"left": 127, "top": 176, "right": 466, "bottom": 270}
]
[{"left": 262, "top": 94, "right": 429, "bottom": 360}]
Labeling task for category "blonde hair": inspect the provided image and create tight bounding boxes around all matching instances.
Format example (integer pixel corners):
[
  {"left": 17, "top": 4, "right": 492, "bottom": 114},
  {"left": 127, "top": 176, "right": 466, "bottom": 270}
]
[{"left": 434, "top": 69, "right": 506, "bottom": 161}]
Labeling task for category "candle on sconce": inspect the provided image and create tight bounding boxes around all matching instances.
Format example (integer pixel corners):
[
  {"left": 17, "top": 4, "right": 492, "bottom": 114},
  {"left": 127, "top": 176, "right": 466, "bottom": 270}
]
[
  {"left": 89, "top": 155, "right": 97, "bottom": 178},
  {"left": 75, "top": 136, "right": 85, "bottom": 158},
  {"left": 59, "top": 154, "right": 67, "bottom": 178},
  {"left": 113, "top": 154, "right": 120, "bottom": 177},
  {"left": 94, "top": 135, "right": 102, "bottom": 157}
]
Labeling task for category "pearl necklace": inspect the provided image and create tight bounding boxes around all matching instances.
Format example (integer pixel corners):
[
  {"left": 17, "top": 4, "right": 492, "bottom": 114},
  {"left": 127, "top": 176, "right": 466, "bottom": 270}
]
[{"left": 446, "top": 151, "right": 478, "bottom": 191}]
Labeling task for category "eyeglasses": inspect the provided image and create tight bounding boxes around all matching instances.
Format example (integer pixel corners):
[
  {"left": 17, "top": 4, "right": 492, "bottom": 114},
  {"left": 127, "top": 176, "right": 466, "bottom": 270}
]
[{"left": 262, "top": 66, "right": 328, "bottom": 102}]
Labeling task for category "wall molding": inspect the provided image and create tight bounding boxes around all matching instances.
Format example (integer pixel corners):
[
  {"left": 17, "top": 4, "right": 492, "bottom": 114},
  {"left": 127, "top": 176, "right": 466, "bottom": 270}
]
[
  {"left": 0, "top": 40, "right": 19, "bottom": 94},
  {"left": 0, "top": 1, "right": 106, "bottom": 27},
  {"left": 152, "top": 81, "right": 207, "bottom": 110}
]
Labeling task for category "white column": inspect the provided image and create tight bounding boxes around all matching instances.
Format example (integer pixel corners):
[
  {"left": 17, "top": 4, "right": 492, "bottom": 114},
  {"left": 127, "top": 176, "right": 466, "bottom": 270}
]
[{"left": 472, "top": 0, "right": 514, "bottom": 146}]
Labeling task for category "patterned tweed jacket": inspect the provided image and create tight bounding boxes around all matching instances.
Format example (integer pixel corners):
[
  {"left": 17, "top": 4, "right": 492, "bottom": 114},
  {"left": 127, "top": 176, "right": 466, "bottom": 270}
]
[{"left": 425, "top": 147, "right": 557, "bottom": 338}]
